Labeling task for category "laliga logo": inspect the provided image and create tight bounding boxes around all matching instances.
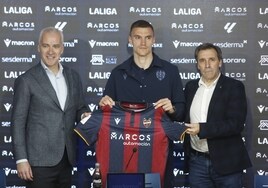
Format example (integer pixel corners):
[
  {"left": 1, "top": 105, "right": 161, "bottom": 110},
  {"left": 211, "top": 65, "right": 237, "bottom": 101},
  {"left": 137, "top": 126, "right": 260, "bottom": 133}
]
[
  {"left": 224, "top": 22, "right": 236, "bottom": 33},
  {"left": 55, "top": 22, "right": 67, "bottom": 31},
  {"left": 4, "top": 6, "right": 32, "bottom": 14}
]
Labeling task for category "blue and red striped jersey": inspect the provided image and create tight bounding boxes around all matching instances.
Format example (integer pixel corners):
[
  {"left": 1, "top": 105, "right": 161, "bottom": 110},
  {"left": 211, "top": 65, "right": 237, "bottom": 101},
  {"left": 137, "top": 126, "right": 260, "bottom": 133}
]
[{"left": 74, "top": 102, "right": 186, "bottom": 186}]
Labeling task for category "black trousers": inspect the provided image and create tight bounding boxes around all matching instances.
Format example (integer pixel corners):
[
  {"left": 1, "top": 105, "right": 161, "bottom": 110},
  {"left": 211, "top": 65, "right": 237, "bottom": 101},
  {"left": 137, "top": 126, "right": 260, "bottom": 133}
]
[{"left": 26, "top": 149, "right": 72, "bottom": 188}]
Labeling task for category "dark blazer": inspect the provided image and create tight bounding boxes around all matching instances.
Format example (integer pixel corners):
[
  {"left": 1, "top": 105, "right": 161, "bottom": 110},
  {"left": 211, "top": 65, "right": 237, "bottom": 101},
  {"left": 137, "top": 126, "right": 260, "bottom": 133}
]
[
  {"left": 183, "top": 74, "right": 252, "bottom": 175},
  {"left": 11, "top": 63, "right": 88, "bottom": 166}
]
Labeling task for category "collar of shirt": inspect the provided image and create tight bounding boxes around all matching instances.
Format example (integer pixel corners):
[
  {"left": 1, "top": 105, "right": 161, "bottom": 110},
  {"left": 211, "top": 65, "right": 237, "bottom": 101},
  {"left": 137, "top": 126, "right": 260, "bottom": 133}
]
[
  {"left": 41, "top": 60, "right": 64, "bottom": 77},
  {"left": 198, "top": 73, "right": 221, "bottom": 88},
  {"left": 119, "top": 53, "right": 163, "bottom": 72},
  {"left": 40, "top": 60, "right": 67, "bottom": 110}
]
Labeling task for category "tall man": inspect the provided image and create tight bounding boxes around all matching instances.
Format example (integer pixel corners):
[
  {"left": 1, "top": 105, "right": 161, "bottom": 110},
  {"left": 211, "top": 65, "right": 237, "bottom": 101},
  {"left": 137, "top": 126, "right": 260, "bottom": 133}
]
[
  {"left": 184, "top": 43, "right": 252, "bottom": 188},
  {"left": 11, "top": 27, "right": 89, "bottom": 188},
  {"left": 99, "top": 20, "right": 185, "bottom": 187}
]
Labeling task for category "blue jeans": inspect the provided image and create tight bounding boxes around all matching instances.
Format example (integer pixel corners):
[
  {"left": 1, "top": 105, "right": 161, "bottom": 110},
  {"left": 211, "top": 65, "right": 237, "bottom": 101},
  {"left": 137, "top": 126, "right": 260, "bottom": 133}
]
[{"left": 189, "top": 152, "right": 243, "bottom": 188}]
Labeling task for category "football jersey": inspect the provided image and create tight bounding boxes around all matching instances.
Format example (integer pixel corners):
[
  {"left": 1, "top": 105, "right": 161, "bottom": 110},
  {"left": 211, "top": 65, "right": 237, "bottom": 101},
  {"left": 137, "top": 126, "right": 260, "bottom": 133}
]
[{"left": 74, "top": 102, "right": 186, "bottom": 186}]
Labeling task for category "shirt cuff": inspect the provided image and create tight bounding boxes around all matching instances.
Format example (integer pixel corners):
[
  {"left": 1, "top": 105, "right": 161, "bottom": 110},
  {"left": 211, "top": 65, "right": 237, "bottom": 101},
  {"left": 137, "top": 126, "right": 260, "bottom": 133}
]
[{"left": 16, "top": 159, "right": 28, "bottom": 164}]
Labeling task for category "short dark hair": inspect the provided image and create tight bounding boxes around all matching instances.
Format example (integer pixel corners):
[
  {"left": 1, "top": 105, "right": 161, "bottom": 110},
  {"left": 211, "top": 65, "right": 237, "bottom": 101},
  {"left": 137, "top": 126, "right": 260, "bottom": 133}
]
[
  {"left": 194, "top": 43, "right": 223, "bottom": 61},
  {"left": 129, "top": 20, "right": 154, "bottom": 36}
]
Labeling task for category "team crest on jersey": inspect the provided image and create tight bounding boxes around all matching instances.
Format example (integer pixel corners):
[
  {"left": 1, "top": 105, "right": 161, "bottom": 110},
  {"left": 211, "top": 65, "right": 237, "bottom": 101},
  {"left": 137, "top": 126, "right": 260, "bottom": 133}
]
[
  {"left": 156, "top": 70, "right": 165, "bottom": 81},
  {"left": 143, "top": 118, "right": 152, "bottom": 128}
]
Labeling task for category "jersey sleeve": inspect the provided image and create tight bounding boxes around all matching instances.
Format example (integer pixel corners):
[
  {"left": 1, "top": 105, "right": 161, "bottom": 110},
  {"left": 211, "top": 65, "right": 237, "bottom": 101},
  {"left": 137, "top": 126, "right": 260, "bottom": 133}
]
[
  {"left": 74, "top": 110, "right": 102, "bottom": 146},
  {"left": 153, "top": 107, "right": 187, "bottom": 141},
  {"left": 162, "top": 117, "right": 187, "bottom": 141}
]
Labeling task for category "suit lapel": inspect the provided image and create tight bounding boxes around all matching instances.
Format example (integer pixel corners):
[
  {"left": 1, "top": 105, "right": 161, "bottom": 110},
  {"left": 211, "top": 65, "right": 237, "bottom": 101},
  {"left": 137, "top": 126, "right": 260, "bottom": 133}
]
[
  {"left": 31, "top": 63, "right": 62, "bottom": 109},
  {"left": 62, "top": 66, "right": 72, "bottom": 111},
  {"left": 207, "top": 75, "right": 225, "bottom": 119}
]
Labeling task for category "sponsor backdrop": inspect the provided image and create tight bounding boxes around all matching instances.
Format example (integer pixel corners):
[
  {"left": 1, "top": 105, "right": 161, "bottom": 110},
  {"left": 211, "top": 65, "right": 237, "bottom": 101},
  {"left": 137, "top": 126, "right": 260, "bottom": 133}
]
[{"left": 0, "top": 0, "right": 267, "bottom": 187}]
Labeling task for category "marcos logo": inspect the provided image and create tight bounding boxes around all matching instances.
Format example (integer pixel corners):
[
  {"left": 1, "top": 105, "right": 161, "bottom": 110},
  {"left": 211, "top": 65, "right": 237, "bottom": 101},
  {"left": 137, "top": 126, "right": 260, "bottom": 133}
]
[
  {"left": 129, "top": 7, "right": 161, "bottom": 16},
  {"left": 214, "top": 6, "right": 247, "bottom": 16},
  {"left": 44, "top": 6, "right": 77, "bottom": 16},
  {"left": 171, "top": 23, "right": 204, "bottom": 32},
  {"left": 87, "top": 22, "right": 119, "bottom": 32},
  {"left": 110, "top": 132, "right": 151, "bottom": 143},
  {"left": 2, "top": 21, "right": 35, "bottom": 31}
]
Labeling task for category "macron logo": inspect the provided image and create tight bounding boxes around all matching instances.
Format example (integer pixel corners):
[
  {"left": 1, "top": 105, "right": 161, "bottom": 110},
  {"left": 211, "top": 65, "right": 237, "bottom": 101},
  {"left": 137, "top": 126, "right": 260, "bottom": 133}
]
[
  {"left": 4, "top": 103, "right": 12, "bottom": 112},
  {"left": 258, "top": 105, "right": 265, "bottom": 113},
  {"left": 88, "top": 103, "right": 97, "bottom": 112},
  {"left": 114, "top": 117, "right": 121, "bottom": 125},
  {"left": 4, "top": 39, "right": 11, "bottom": 47},
  {"left": 89, "top": 40, "right": 96, "bottom": 48},
  {"left": 259, "top": 40, "right": 266, "bottom": 48},
  {"left": 173, "top": 40, "right": 180, "bottom": 48},
  {"left": 88, "top": 167, "right": 95, "bottom": 176}
]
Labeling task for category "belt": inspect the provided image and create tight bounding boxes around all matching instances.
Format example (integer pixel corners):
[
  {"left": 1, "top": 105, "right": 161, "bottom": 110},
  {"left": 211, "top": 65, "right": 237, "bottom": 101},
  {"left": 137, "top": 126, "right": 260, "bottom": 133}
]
[{"left": 190, "top": 148, "right": 210, "bottom": 158}]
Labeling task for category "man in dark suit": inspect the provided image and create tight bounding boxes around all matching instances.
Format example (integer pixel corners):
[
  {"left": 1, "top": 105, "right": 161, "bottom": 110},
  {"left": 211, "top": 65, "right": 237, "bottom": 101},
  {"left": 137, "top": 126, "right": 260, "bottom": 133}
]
[
  {"left": 11, "top": 27, "right": 89, "bottom": 188},
  {"left": 184, "top": 43, "right": 252, "bottom": 188}
]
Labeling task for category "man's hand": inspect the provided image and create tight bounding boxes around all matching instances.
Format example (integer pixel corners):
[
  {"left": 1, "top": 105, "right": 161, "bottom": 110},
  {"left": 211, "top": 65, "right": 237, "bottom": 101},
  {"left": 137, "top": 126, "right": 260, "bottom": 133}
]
[
  {"left": 154, "top": 98, "right": 175, "bottom": 114},
  {"left": 99, "top": 95, "right": 115, "bottom": 108},
  {"left": 81, "top": 112, "right": 91, "bottom": 120},
  {"left": 17, "top": 161, "right": 33, "bottom": 181},
  {"left": 185, "top": 123, "right": 200, "bottom": 136}
]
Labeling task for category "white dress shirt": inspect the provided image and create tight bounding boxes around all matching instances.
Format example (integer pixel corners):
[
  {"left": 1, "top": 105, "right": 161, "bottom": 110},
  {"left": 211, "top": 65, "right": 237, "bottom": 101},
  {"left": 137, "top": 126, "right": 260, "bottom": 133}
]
[
  {"left": 41, "top": 61, "right": 67, "bottom": 110},
  {"left": 189, "top": 74, "right": 220, "bottom": 153}
]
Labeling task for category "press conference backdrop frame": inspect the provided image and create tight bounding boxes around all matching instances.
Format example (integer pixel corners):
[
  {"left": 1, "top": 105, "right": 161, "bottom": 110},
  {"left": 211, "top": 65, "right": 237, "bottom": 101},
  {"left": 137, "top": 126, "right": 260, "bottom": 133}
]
[{"left": 0, "top": 0, "right": 267, "bottom": 187}]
